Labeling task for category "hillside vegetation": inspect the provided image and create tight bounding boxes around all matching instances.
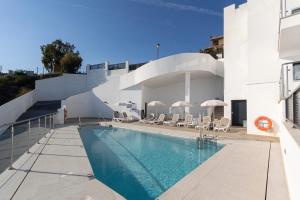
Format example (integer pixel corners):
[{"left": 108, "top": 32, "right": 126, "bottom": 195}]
[{"left": 0, "top": 73, "right": 61, "bottom": 106}]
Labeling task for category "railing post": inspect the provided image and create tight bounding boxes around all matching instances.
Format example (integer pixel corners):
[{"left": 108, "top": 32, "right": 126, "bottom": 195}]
[
  {"left": 38, "top": 117, "right": 41, "bottom": 144},
  {"left": 79, "top": 116, "right": 81, "bottom": 126},
  {"left": 28, "top": 120, "right": 31, "bottom": 153},
  {"left": 49, "top": 115, "right": 51, "bottom": 130},
  {"left": 52, "top": 114, "right": 54, "bottom": 129},
  {"left": 45, "top": 116, "right": 47, "bottom": 128},
  {"left": 9, "top": 125, "right": 14, "bottom": 169}
]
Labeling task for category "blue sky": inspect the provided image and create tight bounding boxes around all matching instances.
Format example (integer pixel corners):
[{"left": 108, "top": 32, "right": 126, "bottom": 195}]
[{"left": 0, "top": 0, "right": 245, "bottom": 73}]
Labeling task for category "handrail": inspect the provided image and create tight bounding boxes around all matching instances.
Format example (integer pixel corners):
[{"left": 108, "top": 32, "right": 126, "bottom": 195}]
[
  {"left": 0, "top": 112, "right": 57, "bottom": 130},
  {"left": 5, "top": 112, "right": 57, "bottom": 170}
]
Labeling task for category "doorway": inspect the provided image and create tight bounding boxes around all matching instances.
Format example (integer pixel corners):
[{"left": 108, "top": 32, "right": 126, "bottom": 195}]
[
  {"left": 231, "top": 100, "right": 247, "bottom": 126},
  {"left": 144, "top": 102, "right": 148, "bottom": 118}
]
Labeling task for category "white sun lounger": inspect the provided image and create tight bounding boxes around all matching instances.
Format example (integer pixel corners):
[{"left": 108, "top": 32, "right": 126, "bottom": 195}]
[
  {"left": 195, "top": 116, "right": 211, "bottom": 130},
  {"left": 177, "top": 114, "right": 193, "bottom": 127},
  {"left": 163, "top": 114, "right": 179, "bottom": 126},
  {"left": 149, "top": 114, "right": 165, "bottom": 125},
  {"left": 112, "top": 111, "right": 124, "bottom": 122},
  {"left": 213, "top": 117, "right": 231, "bottom": 133},
  {"left": 139, "top": 113, "right": 155, "bottom": 123}
]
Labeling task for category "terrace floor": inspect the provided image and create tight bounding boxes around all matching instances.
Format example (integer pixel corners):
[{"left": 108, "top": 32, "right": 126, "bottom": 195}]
[{"left": 0, "top": 121, "right": 290, "bottom": 200}]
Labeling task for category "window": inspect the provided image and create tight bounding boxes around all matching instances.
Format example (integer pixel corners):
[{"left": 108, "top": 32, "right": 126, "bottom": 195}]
[
  {"left": 89, "top": 63, "right": 105, "bottom": 70},
  {"left": 293, "top": 63, "right": 300, "bottom": 80},
  {"left": 286, "top": 88, "right": 300, "bottom": 128},
  {"left": 108, "top": 63, "right": 126, "bottom": 70},
  {"left": 292, "top": 7, "right": 300, "bottom": 15}
]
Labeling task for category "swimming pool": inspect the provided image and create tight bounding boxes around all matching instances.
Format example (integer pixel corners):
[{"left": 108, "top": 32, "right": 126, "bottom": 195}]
[{"left": 79, "top": 126, "right": 224, "bottom": 200}]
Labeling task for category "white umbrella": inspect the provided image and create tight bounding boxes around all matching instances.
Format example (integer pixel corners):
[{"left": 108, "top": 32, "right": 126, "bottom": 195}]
[
  {"left": 172, "top": 101, "right": 193, "bottom": 119},
  {"left": 172, "top": 101, "right": 193, "bottom": 107},
  {"left": 200, "top": 100, "right": 228, "bottom": 107},
  {"left": 148, "top": 101, "right": 165, "bottom": 107},
  {"left": 200, "top": 100, "right": 227, "bottom": 119},
  {"left": 148, "top": 101, "right": 165, "bottom": 117}
]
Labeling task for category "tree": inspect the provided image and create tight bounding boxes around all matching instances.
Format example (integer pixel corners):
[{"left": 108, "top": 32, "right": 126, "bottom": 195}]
[
  {"left": 40, "top": 39, "right": 82, "bottom": 73},
  {"left": 60, "top": 52, "right": 83, "bottom": 73}
]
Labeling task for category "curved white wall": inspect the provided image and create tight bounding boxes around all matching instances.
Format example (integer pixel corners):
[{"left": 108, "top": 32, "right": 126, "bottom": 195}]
[
  {"left": 63, "top": 53, "right": 224, "bottom": 120},
  {"left": 63, "top": 75, "right": 143, "bottom": 119},
  {"left": 120, "top": 53, "right": 223, "bottom": 90},
  {"left": 0, "top": 90, "right": 36, "bottom": 133}
]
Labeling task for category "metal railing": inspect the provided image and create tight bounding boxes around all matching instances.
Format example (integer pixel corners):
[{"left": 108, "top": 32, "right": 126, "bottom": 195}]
[
  {"left": 280, "top": 62, "right": 300, "bottom": 100},
  {"left": 280, "top": 0, "right": 300, "bottom": 18},
  {"left": 0, "top": 112, "right": 56, "bottom": 172}
]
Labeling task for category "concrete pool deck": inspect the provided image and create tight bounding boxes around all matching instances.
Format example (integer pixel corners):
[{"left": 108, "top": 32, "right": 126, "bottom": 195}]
[
  {"left": 0, "top": 122, "right": 290, "bottom": 200},
  {"left": 0, "top": 125, "right": 125, "bottom": 200}
]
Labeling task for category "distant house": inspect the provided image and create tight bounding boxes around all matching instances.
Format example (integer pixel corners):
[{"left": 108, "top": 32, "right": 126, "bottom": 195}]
[
  {"left": 8, "top": 69, "right": 35, "bottom": 76},
  {"left": 200, "top": 35, "right": 224, "bottom": 59}
]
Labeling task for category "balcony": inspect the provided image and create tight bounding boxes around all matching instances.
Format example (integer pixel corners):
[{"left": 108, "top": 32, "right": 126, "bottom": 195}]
[
  {"left": 279, "top": 0, "right": 300, "bottom": 61},
  {"left": 280, "top": 62, "right": 300, "bottom": 100}
]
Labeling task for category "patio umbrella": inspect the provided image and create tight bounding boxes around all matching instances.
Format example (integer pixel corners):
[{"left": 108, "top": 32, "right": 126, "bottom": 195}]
[
  {"left": 200, "top": 100, "right": 228, "bottom": 107},
  {"left": 172, "top": 101, "right": 193, "bottom": 119},
  {"left": 148, "top": 101, "right": 165, "bottom": 117},
  {"left": 200, "top": 100, "right": 227, "bottom": 119}
]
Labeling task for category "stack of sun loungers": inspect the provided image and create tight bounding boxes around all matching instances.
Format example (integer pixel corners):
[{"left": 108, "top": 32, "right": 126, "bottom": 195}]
[{"left": 112, "top": 111, "right": 138, "bottom": 123}]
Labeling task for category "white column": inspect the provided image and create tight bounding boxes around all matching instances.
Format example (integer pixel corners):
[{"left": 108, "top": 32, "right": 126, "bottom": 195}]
[
  {"left": 185, "top": 72, "right": 191, "bottom": 114},
  {"left": 105, "top": 61, "right": 109, "bottom": 76},
  {"left": 125, "top": 60, "right": 129, "bottom": 73}
]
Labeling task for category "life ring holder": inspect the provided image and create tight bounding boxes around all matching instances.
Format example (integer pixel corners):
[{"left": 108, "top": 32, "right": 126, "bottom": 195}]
[
  {"left": 64, "top": 108, "right": 67, "bottom": 121},
  {"left": 255, "top": 116, "right": 272, "bottom": 131}
]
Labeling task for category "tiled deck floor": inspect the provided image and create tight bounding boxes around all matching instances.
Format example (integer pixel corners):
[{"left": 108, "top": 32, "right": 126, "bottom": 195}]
[
  {"left": 0, "top": 122, "right": 290, "bottom": 200},
  {"left": 0, "top": 125, "right": 124, "bottom": 200}
]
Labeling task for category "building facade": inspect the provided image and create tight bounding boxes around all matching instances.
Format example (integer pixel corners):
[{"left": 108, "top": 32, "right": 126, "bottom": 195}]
[
  {"left": 59, "top": 53, "right": 224, "bottom": 119},
  {"left": 224, "top": 0, "right": 300, "bottom": 199}
]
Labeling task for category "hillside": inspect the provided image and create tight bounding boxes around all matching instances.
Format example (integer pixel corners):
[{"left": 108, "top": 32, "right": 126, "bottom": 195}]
[{"left": 0, "top": 73, "right": 61, "bottom": 106}]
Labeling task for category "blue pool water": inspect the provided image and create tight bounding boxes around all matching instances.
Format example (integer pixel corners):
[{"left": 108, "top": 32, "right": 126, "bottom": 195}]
[{"left": 79, "top": 126, "right": 224, "bottom": 200}]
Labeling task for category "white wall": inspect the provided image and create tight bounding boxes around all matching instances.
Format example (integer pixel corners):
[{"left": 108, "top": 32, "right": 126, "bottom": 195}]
[
  {"left": 143, "top": 76, "right": 223, "bottom": 118},
  {"left": 224, "top": 0, "right": 282, "bottom": 136},
  {"left": 225, "top": 1, "right": 300, "bottom": 199},
  {"left": 35, "top": 74, "right": 87, "bottom": 101},
  {"left": 224, "top": 3, "right": 248, "bottom": 121},
  {"left": 86, "top": 68, "right": 107, "bottom": 90},
  {"left": 63, "top": 53, "right": 223, "bottom": 120},
  {"left": 278, "top": 119, "right": 300, "bottom": 200},
  {"left": 63, "top": 74, "right": 143, "bottom": 119},
  {"left": 0, "top": 90, "right": 36, "bottom": 132},
  {"left": 120, "top": 53, "right": 224, "bottom": 90}
]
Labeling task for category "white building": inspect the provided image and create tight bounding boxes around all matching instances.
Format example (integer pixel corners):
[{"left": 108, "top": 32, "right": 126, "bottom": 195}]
[
  {"left": 1, "top": 0, "right": 299, "bottom": 199},
  {"left": 42, "top": 53, "right": 224, "bottom": 120},
  {"left": 223, "top": 0, "right": 300, "bottom": 199}
]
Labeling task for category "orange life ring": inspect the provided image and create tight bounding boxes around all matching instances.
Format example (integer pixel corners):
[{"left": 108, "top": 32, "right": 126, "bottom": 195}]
[{"left": 255, "top": 116, "right": 272, "bottom": 131}]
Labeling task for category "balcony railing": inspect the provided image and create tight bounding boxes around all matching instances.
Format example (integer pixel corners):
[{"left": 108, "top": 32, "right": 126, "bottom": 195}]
[
  {"left": 281, "top": 0, "right": 300, "bottom": 18},
  {"left": 280, "top": 61, "right": 300, "bottom": 129},
  {"left": 0, "top": 113, "right": 56, "bottom": 173},
  {"left": 280, "top": 62, "right": 300, "bottom": 99}
]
